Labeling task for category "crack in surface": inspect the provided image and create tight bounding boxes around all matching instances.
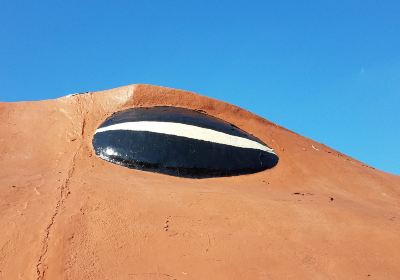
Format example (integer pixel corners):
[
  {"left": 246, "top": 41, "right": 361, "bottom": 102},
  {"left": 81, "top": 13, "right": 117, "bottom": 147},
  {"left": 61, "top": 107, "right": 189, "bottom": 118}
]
[{"left": 35, "top": 97, "right": 88, "bottom": 280}]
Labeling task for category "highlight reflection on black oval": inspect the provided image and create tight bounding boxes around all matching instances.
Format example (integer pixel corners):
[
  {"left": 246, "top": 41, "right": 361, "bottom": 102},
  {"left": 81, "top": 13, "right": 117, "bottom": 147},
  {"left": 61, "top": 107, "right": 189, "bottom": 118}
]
[{"left": 92, "top": 106, "right": 278, "bottom": 178}]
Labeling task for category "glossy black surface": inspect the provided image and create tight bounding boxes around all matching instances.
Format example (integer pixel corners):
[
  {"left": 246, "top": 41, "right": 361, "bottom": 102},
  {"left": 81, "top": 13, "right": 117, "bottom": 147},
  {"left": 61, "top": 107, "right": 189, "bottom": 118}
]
[
  {"left": 92, "top": 107, "right": 278, "bottom": 178},
  {"left": 98, "top": 106, "right": 263, "bottom": 143}
]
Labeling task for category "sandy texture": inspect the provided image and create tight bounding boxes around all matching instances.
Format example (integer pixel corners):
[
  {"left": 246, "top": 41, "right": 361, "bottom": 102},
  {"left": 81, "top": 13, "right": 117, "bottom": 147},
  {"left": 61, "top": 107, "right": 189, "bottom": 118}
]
[{"left": 0, "top": 84, "right": 399, "bottom": 280}]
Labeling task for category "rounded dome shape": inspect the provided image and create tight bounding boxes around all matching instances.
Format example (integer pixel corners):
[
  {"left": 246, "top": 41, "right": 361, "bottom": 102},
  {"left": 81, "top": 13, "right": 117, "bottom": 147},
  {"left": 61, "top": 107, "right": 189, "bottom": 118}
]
[{"left": 92, "top": 106, "right": 278, "bottom": 178}]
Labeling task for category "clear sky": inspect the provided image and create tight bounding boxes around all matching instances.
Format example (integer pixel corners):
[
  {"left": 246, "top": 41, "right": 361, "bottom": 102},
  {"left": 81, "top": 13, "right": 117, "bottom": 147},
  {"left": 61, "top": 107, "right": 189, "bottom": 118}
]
[{"left": 1, "top": 1, "right": 399, "bottom": 175}]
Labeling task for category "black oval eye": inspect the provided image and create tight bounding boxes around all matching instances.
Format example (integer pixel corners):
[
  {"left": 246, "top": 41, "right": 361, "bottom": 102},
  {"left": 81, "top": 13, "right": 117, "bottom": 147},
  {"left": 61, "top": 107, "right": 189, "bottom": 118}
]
[{"left": 92, "top": 106, "right": 278, "bottom": 178}]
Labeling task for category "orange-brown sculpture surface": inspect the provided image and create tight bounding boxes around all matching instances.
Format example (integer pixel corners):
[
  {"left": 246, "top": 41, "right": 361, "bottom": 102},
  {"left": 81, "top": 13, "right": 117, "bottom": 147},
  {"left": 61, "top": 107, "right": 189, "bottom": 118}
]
[{"left": 0, "top": 84, "right": 399, "bottom": 279}]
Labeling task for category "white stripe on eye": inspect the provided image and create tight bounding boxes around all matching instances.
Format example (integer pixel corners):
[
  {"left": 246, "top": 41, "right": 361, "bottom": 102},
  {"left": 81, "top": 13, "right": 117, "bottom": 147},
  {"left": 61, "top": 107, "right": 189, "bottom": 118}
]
[{"left": 95, "top": 121, "right": 275, "bottom": 153}]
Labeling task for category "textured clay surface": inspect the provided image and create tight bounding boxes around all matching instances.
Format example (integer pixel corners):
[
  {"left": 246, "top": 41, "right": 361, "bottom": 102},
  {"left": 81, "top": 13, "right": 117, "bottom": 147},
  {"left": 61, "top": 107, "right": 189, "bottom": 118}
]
[{"left": 0, "top": 84, "right": 399, "bottom": 280}]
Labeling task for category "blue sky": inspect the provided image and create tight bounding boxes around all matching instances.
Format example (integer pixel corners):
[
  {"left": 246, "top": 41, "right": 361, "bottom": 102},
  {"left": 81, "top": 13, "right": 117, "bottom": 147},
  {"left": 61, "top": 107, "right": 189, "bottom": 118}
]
[{"left": 1, "top": 1, "right": 399, "bottom": 174}]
